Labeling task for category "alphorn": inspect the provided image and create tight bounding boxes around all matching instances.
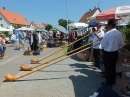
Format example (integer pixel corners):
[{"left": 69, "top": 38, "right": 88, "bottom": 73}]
[
  {"left": 31, "top": 34, "right": 90, "bottom": 63},
  {"left": 5, "top": 43, "right": 99, "bottom": 81},
  {"left": 21, "top": 40, "right": 98, "bottom": 71}
]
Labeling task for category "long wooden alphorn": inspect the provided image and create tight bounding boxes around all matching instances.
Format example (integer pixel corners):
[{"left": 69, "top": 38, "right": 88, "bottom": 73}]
[
  {"left": 5, "top": 43, "right": 99, "bottom": 81},
  {"left": 21, "top": 40, "right": 98, "bottom": 71},
  {"left": 31, "top": 34, "right": 90, "bottom": 63}
]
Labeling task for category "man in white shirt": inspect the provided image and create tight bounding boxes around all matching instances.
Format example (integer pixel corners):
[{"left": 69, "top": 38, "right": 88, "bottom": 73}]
[
  {"left": 101, "top": 19, "right": 124, "bottom": 87},
  {"left": 93, "top": 23, "right": 104, "bottom": 69}
]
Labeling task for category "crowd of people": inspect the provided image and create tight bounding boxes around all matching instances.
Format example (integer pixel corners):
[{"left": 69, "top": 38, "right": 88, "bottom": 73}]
[{"left": 0, "top": 29, "right": 68, "bottom": 57}]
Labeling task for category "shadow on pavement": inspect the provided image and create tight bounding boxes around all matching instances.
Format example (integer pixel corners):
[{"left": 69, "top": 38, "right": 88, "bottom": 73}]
[
  {"left": 70, "top": 55, "right": 88, "bottom": 62},
  {"left": 69, "top": 63, "right": 103, "bottom": 97},
  {"left": 38, "top": 70, "right": 75, "bottom": 72},
  {"left": 3, "top": 77, "right": 68, "bottom": 82}
]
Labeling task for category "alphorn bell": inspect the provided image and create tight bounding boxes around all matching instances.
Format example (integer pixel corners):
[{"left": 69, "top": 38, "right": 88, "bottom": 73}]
[
  {"left": 5, "top": 43, "right": 99, "bottom": 81},
  {"left": 31, "top": 34, "right": 90, "bottom": 63},
  {"left": 21, "top": 40, "right": 98, "bottom": 71}
]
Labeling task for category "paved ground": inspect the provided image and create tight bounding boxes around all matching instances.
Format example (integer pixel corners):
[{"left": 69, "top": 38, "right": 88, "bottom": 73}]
[{"left": 0, "top": 42, "right": 130, "bottom": 97}]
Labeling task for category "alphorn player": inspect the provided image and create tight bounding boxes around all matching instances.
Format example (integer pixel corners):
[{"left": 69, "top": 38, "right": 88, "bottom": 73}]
[
  {"left": 101, "top": 19, "right": 124, "bottom": 87},
  {"left": 92, "top": 23, "right": 104, "bottom": 69}
]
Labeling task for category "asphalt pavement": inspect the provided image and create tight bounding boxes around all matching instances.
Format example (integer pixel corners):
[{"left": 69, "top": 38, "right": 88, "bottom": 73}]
[{"left": 0, "top": 41, "right": 129, "bottom": 97}]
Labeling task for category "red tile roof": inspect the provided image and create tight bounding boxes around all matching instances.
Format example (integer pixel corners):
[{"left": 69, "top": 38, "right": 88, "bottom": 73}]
[
  {"left": 33, "top": 22, "right": 43, "bottom": 28},
  {"left": 0, "top": 8, "right": 29, "bottom": 26},
  {"left": 79, "top": 8, "right": 101, "bottom": 23}
]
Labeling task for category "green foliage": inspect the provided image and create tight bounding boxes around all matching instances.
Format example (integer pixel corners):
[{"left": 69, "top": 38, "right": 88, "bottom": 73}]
[
  {"left": 1, "top": 31, "right": 9, "bottom": 36},
  {"left": 126, "top": 22, "right": 130, "bottom": 28},
  {"left": 120, "top": 23, "right": 130, "bottom": 43},
  {"left": 120, "top": 28, "right": 130, "bottom": 42},
  {"left": 45, "top": 24, "right": 53, "bottom": 31},
  {"left": 120, "top": 22, "right": 130, "bottom": 51},
  {"left": 58, "top": 19, "right": 67, "bottom": 28}
]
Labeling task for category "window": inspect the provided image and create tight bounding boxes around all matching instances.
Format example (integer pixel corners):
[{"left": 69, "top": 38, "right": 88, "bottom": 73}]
[
  {"left": 0, "top": 18, "right": 2, "bottom": 21},
  {"left": 0, "top": 24, "right": 3, "bottom": 27}
]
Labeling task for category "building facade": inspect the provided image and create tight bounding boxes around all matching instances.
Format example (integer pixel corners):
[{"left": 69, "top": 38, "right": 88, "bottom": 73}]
[
  {"left": 79, "top": 7, "right": 101, "bottom": 23},
  {"left": 0, "top": 8, "right": 29, "bottom": 29}
]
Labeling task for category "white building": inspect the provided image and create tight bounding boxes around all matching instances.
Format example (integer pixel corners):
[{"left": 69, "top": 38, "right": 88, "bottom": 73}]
[
  {"left": 79, "top": 7, "right": 101, "bottom": 23},
  {"left": 30, "top": 22, "right": 44, "bottom": 30},
  {"left": 0, "top": 8, "right": 29, "bottom": 30}
]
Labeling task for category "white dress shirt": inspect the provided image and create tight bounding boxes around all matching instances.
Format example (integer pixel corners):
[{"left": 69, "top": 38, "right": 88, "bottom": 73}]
[
  {"left": 101, "top": 28, "right": 124, "bottom": 52},
  {"left": 93, "top": 29, "right": 104, "bottom": 49}
]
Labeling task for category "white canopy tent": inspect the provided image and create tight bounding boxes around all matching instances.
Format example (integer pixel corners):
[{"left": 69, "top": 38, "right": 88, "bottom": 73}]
[
  {"left": 68, "top": 22, "right": 89, "bottom": 28},
  {"left": 0, "top": 27, "right": 13, "bottom": 31},
  {"left": 15, "top": 27, "right": 34, "bottom": 31}
]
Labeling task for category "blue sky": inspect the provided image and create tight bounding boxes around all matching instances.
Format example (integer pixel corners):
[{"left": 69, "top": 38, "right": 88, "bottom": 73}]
[{"left": 0, "top": 0, "right": 130, "bottom": 26}]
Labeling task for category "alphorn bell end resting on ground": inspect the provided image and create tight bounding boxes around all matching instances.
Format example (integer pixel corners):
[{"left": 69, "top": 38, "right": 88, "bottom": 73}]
[
  {"left": 20, "top": 40, "right": 98, "bottom": 71},
  {"left": 5, "top": 42, "right": 99, "bottom": 81},
  {"left": 31, "top": 58, "right": 40, "bottom": 63},
  {"left": 20, "top": 64, "right": 32, "bottom": 71}
]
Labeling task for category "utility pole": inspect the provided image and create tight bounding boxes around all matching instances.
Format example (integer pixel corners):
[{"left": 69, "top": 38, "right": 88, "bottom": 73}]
[
  {"left": 66, "top": 0, "right": 68, "bottom": 32},
  {"left": 66, "top": 0, "right": 70, "bottom": 43}
]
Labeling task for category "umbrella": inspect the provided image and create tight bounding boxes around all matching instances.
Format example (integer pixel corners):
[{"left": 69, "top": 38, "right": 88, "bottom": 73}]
[
  {"left": 68, "top": 22, "right": 89, "bottom": 28},
  {"left": 116, "top": 6, "right": 130, "bottom": 19},
  {"left": 87, "top": 22, "right": 105, "bottom": 27},
  {"left": 95, "top": 6, "right": 130, "bottom": 21},
  {"left": 54, "top": 25, "right": 68, "bottom": 34}
]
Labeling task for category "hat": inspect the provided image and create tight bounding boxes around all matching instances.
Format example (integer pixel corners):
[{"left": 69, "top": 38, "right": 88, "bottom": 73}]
[{"left": 107, "top": 19, "right": 117, "bottom": 25}]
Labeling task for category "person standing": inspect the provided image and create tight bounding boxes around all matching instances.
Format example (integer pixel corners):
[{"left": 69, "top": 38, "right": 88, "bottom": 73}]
[
  {"left": 18, "top": 30, "right": 25, "bottom": 50},
  {"left": 93, "top": 23, "right": 104, "bottom": 69},
  {"left": 11, "top": 33, "right": 16, "bottom": 46},
  {"left": 48, "top": 30, "right": 53, "bottom": 47},
  {"left": 1, "top": 34, "right": 6, "bottom": 58},
  {"left": 101, "top": 19, "right": 124, "bottom": 87}
]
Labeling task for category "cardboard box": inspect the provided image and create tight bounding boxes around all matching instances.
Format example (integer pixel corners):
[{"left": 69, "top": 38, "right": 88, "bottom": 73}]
[
  {"left": 40, "top": 47, "right": 47, "bottom": 51},
  {"left": 24, "top": 51, "right": 34, "bottom": 56},
  {"left": 61, "top": 41, "right": 67, "bottom": 45},
  {"left": 77, "top": 50, "right": 90, "bottom": 61},
  {"left": 39, "top": 45, "right": 47, "bottom": 48}
]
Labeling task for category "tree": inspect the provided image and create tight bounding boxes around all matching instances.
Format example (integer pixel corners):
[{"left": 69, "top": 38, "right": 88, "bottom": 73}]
[
  {"left": 45, "top": 24, "right": 53, "bottom": 31},
  {"left": 120, "top": 22, "right": 130, "bottom": 51},
  {"left": 58, "top": 19, "right": 67, "bottom": 28}
]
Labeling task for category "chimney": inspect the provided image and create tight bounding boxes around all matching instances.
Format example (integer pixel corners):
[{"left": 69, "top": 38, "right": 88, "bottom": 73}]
[
  {"left": 3, "top": 7, "right": 5, "bottom": 10},
  {"left": 89, "top": 9, "right": 91, "bottom": 12},
  {"left": 94, "top": 6, "right": 96, "bottom": 9}
]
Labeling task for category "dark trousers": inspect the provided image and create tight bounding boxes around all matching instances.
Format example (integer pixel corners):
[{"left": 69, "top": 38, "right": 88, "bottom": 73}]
[
  {"left": 31, "top": 42, "right": 38, "bottom": 51},
  {"left": 93, "top": 48, "right": 100, "bottom": 67},
  {"left": 103, "top": 51, "right": 118, "bottom": 86}
]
